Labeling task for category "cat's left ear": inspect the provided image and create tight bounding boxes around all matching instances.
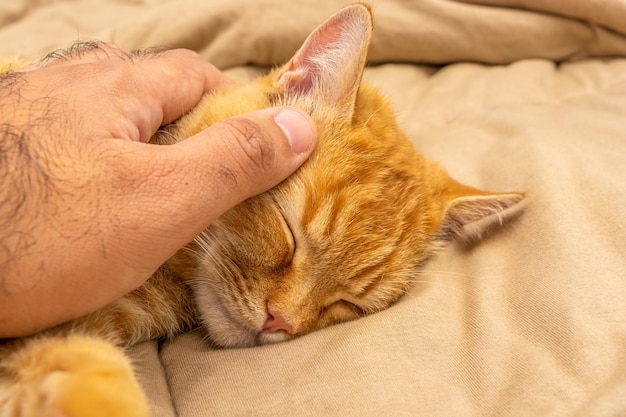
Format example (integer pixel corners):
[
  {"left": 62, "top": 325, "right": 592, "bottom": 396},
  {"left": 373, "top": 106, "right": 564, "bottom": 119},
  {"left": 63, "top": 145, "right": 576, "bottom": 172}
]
[
  {"left": 273, "top": 4, "right": 373, "bottom": 119},
  {"left": 436, "top": 177, "right": 526, "bottom": 240}
]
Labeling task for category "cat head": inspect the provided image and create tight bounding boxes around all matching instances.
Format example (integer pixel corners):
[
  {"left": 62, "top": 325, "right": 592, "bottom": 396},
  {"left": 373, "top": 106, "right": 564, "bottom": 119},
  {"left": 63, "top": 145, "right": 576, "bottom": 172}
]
[{"left": 164, "top": 4, "right": 524, "bottom": 348}]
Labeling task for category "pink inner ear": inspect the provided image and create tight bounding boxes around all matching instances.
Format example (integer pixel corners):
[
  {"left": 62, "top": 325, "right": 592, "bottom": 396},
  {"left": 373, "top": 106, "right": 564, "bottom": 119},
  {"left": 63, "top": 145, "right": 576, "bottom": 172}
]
[
  {"left": 298, "top": 16, "right": 348, "bottom": 64},
  {"left": 282, "top": 17, "right": 348, "bottom": 95},
  {"left": 280, "top": 67, "right": 314, "bottom": 95},
  {"left": 277, "top": 5, "right": 372, "bottom": 101}
]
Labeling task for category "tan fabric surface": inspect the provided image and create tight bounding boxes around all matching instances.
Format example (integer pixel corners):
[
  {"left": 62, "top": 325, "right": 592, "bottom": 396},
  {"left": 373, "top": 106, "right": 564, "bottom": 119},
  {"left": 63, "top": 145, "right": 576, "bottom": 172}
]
[{"left": 1, "top": 1, "right": 625, "bottom": 416}]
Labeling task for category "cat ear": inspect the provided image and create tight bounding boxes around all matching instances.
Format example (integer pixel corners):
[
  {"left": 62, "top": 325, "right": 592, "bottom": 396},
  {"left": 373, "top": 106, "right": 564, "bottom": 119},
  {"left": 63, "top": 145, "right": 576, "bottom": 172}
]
[
  {"left": 439, "top": 190, "right": 525, "bottom": 240},
  {"left": 273, "top": 4, "right": 373, "bottom": 118}
]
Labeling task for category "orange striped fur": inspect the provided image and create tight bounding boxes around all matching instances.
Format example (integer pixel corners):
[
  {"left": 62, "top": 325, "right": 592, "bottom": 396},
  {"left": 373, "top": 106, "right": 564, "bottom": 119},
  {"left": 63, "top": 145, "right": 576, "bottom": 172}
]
[{"left": 0, "top": 4, "right": 522, "bottom": 415}]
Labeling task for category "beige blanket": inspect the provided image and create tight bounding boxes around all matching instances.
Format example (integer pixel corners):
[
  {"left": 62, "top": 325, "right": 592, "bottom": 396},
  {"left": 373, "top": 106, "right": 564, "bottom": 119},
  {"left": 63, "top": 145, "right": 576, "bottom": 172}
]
[{"left": 2, "top": 1, "right": 625, "bottom": 416}]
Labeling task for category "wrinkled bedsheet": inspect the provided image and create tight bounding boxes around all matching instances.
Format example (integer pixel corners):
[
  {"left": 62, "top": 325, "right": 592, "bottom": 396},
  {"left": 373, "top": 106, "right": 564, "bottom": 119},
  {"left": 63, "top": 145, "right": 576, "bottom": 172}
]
[{"left": 1, "top": 1, "right": 625, "bottom": 416}]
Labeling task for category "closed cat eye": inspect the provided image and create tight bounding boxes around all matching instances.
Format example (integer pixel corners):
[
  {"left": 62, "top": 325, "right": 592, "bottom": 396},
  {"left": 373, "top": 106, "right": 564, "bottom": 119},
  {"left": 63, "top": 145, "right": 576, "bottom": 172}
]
[
  {"left": 327, "top": 299, "right": 367, "bottom": 317},
  {"left": 279, "top": 210, "right": 297, "bottom": 263}
]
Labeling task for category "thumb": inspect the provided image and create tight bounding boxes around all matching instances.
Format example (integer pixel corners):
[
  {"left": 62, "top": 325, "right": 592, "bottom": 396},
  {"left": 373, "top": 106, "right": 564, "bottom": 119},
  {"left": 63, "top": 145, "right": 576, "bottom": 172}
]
[
  {"left": 169, "top": 107, "right": 317, "bottom": 224},
  {"left": 109, "top": 106, "right": 316, "bottom": 271}
]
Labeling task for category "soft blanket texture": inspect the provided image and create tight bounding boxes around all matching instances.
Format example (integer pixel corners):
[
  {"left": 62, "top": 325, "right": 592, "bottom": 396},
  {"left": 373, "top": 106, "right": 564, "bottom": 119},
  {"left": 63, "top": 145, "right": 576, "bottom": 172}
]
[{"left": 1, "top": 1, "right": 625, "bottom": 416}]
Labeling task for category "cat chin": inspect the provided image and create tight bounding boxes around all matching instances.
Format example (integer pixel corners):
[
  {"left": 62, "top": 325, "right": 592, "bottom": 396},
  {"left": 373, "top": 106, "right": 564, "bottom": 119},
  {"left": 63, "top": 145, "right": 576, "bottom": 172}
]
[
  {"left": 256, "top": 330, "right": 292, "bottom": 346},
  {"left": 198, "top": 305, "right": 294, "bottom": 348},
  {"left": 201, "top": 319, "right": 256, "bottom": 348},
  {"left": 196, "top": 297, "right": 293, "bottom": 348},
  {"left": 203, "top": 324, "right": 293, "bottom": 349},
  {"left": 193, "top": 282, "right": 296, "bottom": 348},
  {"left": 203, "top": 316, "right": 294, "bottom": 348}
]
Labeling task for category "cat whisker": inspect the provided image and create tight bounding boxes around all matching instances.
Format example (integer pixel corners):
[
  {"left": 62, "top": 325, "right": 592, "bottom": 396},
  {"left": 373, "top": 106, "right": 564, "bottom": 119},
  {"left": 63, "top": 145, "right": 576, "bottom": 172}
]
[
  {"left": 363, "top": 106, "right": 383, "bottom": 128},
  {"left": 154, "top": 128, "right": 180, "bottom": 144},
  {"left": 199, "top": 330, "right": 216, "bottom": 347},
  {"left": 397, "top": 287, "right": 420, "bottom": 304}
]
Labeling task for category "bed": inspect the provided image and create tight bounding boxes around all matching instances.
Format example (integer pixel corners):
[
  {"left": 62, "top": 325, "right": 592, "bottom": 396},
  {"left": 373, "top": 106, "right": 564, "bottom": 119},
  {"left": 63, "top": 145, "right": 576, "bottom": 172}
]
[{"left": 1, "top": 0, "right": 624, "bottom": 416}]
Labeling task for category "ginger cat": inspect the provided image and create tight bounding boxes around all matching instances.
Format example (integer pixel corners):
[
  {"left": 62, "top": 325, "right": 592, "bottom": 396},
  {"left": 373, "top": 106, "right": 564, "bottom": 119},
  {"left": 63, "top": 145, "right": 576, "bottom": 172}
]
[{"left": 0, "top": 4, "right": 523, "bottom": 416}]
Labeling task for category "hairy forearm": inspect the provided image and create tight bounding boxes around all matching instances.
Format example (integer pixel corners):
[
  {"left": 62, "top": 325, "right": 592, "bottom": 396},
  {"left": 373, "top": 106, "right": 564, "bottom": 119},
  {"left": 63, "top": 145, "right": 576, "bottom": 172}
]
[
  {"left": 0, "top": 43, "right": 209, "bottom": 337},
  {"left": 0, "top": 41, "right": 314, "bottom": 338},
  {"left": 0, "top": 69, "right": 143, "bottom": 338},
  {"left": 0, "top": 81, "right": 77, "bottom": 336}
]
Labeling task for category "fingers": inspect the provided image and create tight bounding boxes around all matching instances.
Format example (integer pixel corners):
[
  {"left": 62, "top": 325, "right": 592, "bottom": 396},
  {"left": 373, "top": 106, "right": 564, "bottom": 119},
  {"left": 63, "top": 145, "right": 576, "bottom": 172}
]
[
  {"left": 173, "top": 107, "right": 316, "bottom": 210},
  {"left": 17, "top": 42, "right": 231, "bottom": 141},
  {"left": 127, "top": 48, "right": 232, "bottom": 126},
  {"left": 102, "top": 107, "right": 316, "bottom": 275},
  {"left": 150, "top": 106, "right": 315, "bottom": 226}
]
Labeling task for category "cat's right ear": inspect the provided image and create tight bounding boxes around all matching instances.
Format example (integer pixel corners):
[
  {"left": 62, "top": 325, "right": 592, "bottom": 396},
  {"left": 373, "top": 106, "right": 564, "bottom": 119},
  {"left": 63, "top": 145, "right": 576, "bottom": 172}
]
[{"left": 273, "top": 4, "right": 373, "bottom": 120}]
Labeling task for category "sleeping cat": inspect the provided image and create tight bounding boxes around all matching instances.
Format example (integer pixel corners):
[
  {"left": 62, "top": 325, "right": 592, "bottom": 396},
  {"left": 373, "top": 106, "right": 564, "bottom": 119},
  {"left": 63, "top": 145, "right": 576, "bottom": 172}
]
[{"left": 0, "top": 4, "right": 523, "bottom": 416}]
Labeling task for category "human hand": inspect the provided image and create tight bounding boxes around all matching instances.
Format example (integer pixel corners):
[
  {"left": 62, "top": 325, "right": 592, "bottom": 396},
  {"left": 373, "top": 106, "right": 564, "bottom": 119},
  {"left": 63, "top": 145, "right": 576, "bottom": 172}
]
[{"left": 0, "top": 43, "right": 316, "bottom": 338}]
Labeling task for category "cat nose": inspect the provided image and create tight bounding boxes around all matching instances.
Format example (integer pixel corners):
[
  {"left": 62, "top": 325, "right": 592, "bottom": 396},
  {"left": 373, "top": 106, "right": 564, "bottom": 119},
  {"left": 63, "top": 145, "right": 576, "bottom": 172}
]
[{"left": 262, "top": 306, "right": 294, "bottom": 334}]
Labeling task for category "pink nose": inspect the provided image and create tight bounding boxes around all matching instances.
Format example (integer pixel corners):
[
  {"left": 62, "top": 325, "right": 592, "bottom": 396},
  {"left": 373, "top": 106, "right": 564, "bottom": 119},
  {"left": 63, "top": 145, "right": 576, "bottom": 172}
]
[{"left": 262, "top": 307, "right": 294, "bottom": 334}]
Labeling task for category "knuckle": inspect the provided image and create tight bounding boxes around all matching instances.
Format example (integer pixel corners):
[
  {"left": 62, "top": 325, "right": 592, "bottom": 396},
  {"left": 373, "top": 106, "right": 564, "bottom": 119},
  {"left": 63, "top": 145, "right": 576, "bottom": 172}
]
[
  {"left": 43, "top": 41, "right": 127, "bottom": 65},
  {"left": 222, "top": 118, "right": 275, "bottom": 179}
]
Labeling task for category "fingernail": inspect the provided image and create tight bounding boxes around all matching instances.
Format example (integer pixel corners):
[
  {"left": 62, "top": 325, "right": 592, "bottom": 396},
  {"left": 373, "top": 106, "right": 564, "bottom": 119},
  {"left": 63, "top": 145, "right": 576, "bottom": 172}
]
[{"left": 273, "top": 109, "right": 316, "bottom": 155}]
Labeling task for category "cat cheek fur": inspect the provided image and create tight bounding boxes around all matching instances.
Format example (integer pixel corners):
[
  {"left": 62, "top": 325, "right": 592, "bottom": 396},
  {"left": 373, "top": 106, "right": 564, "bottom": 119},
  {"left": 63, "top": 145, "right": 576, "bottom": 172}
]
[
  {"left": 0, "top": 5, "right": 527, "bottom": 414},
  {"left": 182, "top": 195, "right": 300, "bottom": 347},
  {"left": 168, "top": 3, "right": 523, "bottom": 348}
]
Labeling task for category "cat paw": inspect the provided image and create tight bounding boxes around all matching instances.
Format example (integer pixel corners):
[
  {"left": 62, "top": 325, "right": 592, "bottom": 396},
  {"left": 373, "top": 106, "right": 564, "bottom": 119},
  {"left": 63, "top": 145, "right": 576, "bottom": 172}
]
[{"left": 1, "top": 336, "right": 149, "bottom": 417}]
